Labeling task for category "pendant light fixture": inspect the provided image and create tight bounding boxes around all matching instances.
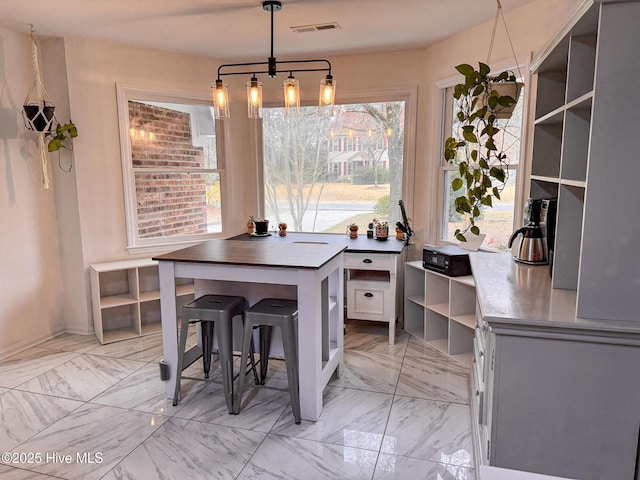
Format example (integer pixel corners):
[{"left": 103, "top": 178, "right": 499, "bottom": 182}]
[{"left": 212, "top": 0, "right": 335, "bottom": 119}]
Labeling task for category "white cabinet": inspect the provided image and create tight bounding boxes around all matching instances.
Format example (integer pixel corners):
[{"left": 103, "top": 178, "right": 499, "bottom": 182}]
[
  {"left": 90, "top": 259, "right": 194, "bottom": 344},
  {"left": 470, "top": 252, "right": 640, "bottom": 480},
  {"left": 528, "top": 0, "right": 640, "bottom": 321},
  {"left": 345, "top": 251, "right": 404, "bottom": 345},
  {"left": 403, "top": 260, "right": 475, "bottom": 366}
]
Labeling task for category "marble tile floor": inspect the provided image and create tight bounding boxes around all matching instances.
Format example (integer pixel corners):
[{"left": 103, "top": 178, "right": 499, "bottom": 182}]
[{"left": 0, "top": 322, "right": 475, "bottom": 480}]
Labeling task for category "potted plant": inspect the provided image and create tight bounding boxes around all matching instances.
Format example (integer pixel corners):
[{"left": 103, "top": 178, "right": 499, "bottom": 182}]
[
  {"left": 22, "top": 101, "right": 56, "bottom": 133},
  {"left": 47, "top": 120, "right": 78, "bottom": 152},
  {"left": 443, "top": 62, "right": 520, "bottom": 242}
]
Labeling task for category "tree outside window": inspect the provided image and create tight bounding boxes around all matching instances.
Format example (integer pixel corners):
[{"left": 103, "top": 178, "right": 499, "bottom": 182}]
[{"left": 262, "top": 101, "right": 406, "bottom": 233}]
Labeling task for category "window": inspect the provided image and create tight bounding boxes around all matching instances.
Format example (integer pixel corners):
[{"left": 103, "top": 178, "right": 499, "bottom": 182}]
[
  {"left": 439, "top": 83, "right": 524, "bottom": 251},
  {"left": 261, "top": 96, "right": 413, "bottom": 233},
  {"left": 117, "top": 86, "right": 224, "bottom": 250}
]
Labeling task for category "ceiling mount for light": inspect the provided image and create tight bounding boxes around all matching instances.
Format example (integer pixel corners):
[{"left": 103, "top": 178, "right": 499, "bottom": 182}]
[{"left": 212, "top": 0, "right": 336, "bottom": 119}]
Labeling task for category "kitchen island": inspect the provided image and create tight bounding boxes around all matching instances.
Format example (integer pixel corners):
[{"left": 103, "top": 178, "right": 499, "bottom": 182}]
[
  {"left": 231, "top": 232, "right": 407, "bottom": 343},
  {"left": 470, "top": 252, "right": 640, "bottom": 480},
  {"left": 154, "top": 238, "right": 345, "bottom": 421}
]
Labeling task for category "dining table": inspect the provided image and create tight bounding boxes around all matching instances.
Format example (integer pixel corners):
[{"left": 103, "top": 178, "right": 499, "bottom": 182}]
[{"left": 153, "top": 237, "right": 346, "bottom": 421}]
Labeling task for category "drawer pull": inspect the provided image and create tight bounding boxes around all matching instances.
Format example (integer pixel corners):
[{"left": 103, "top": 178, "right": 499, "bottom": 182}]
[
  {"left": 364, "top": 292, "right": 374, "bottom": 297},
  {"left": 362, "top": 258, "right": 373, "bottom": 264}
]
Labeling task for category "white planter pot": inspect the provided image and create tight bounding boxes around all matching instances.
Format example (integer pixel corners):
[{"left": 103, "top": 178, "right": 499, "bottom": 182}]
[{"left": 484, "top": 81, "right": 524, "bottom": 119}]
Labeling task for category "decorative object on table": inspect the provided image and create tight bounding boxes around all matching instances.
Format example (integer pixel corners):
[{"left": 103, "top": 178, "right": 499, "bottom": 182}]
[
  {"left": 212, "top": 0, "right": 335, "bottom": 120},
  {"left": 397, "top": 200, "right": 413, "bottom": 245},
  {"left": 374, "top": 220, "right": 389, "bottom": 240},
  {"left": 278, "top": 222, "right": 287, "bottom": 236},
  {"left": 395, "top": 227, "right": 404, "bottom": 241},
  {"left": 348, "top": 223, "right": 358, "bottom": 239},
  {"left": 443, "top": 0, "right": 523, "bottom": 242},
  {"left": 253, "top": 218, "right": 270, "bottom": 235},
  {"left": 367, "top": 222, "right": 374, "bottom": 239},
  {"left": 22, "top": 26, "right": 78, "bottom": 189},
  {"left": 247, "top": 216, "right": 255, "bottom": 235}
]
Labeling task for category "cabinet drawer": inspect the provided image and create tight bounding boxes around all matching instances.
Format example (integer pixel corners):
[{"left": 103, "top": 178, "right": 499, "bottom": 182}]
[
  {"left": 344, "top": 252, "right": 393, "bottom": 270},
  {"left": 347, "top": 280, "right": 393, "bottom": 321}
]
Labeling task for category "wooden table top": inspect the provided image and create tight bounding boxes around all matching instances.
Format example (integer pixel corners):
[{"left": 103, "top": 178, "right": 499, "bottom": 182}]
[
  {"left": 228, "top": 232, "right": 407, "bottom": 254},
  {"left": 153, "top": 239, "right": 346, "bottom": 270}
]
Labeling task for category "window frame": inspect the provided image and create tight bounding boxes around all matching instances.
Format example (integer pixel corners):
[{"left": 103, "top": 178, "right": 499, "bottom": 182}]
[
  {"left": 116, "top": 84, "right": 228, "bottom": 252},
  {"left": 254, "top": 87, "right": 418, "bottom": 232},
  {"left": 434, "top": 64, "right": 531, "bottom": 249}
]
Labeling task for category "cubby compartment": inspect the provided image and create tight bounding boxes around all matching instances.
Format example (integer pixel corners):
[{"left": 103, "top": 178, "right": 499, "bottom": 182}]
[
  {"left": 552, "top": 185, "right": 585, "bottom": 290},
  {"left": 531, "top": 112, "right": 563, "bottom": 179},
  {"left": 100, "top": 304, "right": 140, "bottom": 343},
  {"left": 449, "top": 321, "right": 474, "bottom": 365},
  {"left": 560, "top": 98, "right": 591, "bottom": 183},
  {"left": 534, "top": 38, "right": 569, "bottom": 118},
  {"left": 566, "top": 5, "right": 599, "bottom": 102},
  {"left": 530, "top": 178, "right": 559, "bottom": 200},
  {"left": 425, "top": 309, "right": 449, "bottom": 354},
  {"left": 403, "top": 299, "right": 425, "bottom": 339},
  {"left": 404, "top": 261, "right": 476, "bottom": 366},
  {"left": 91, "top": 259, "right": 194, "bottom": 344},
  {"left": 138, "top": 265, "right": 160, "bottom": 302},
  {"left": 140, "top": 299, "right": 162, "bottom": 335},
  {"left": 425, "top": 271, "right": 449, "bottom": 312},
  {"left": 98, "top": 269, "right": 137, "bottom": 307}
]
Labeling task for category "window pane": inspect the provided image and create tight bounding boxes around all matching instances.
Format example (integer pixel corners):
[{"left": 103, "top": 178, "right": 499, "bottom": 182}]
[
  {"left": 445, "top": 87, "right": 523, "bottom": 167},
  {"left": 129, "top": 101, "right": 218, "bottom": 169},
  {"left": 443, "top": 170, "right": 517, "bottom": 251},
  {"left": 134, "top": 172, "right": 221, "bottom": 238},
  {"left": 262, "top": 102, "right": 405, "bottom": 233},
  {"left": 440, "top": 82, "right": 524, "bottom": 248}
]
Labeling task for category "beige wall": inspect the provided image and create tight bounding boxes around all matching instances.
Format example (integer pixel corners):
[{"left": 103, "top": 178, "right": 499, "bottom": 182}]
[
  {"left": 0, "top": 28, "right": 66, "bottom": 357},
  {"left": 0, "top": 0, "right": 583, "bottom": 354}
]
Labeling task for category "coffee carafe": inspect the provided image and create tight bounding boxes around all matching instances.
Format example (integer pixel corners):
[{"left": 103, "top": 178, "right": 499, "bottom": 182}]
[{"left": 508, "top": 199, "right": 548, "bottom": 265}]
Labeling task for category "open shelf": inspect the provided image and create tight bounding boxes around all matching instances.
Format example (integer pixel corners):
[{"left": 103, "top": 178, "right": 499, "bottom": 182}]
[
  {"left": 91, "top": 259, "right": 194, "bottom": 344},
  {"left": 404, "top": 261, "right": 476, "bottom": 366}
]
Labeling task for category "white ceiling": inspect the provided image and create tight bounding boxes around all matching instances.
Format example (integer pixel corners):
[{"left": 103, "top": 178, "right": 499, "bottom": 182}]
[{"left": 0, "top": 0, "right": 536, "bottom": 61}]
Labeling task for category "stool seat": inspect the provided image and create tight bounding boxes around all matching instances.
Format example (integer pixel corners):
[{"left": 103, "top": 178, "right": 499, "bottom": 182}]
[
  {"left": 172, "top": 294, "right": 258, "bottom": 414},
  {"left": 235, "top": 298, "right": 300, "bottom": 423}
]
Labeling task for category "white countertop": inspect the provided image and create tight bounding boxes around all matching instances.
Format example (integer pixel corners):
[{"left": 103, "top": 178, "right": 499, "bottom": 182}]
[{"left": 469, "top": 252, "right": 640, "bottom": 336}]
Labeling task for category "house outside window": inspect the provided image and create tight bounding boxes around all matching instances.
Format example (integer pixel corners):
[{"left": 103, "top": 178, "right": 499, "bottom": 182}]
[
  {"left": 117, "top": 86, "right": 224, "bottom": 250},
  {"left": 261, "top": 95, "right": 413, "bottom": 233}
]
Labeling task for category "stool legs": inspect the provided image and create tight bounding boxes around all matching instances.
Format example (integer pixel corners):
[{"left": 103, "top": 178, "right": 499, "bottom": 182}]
[
  {"left": 172, "top": 310, "right": 192, "bottom": 406},
  {"left": 280, "top": 320, "right": 301, "bottom": 424},
  {"left": 259, "top": 326, "right": 273, "bottom": 384},
  {"left": 201, "top": 320, "right": 215, "bottom": 379},
  {"left": 214, "top": 313, "right": 235, "bottom": 414},
  {"left": 235, "top": 318, "right": 255, "bottom": 415}
]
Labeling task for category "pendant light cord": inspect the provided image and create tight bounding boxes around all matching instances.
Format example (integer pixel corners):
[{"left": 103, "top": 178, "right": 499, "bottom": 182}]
[{"left": 487, "top": 0, "right": 523, "bottom": 79}]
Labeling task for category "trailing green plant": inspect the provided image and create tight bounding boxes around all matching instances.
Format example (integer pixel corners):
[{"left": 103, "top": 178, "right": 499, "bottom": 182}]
[
  {"left": 47, "top": 121, "right": 78, "bottom": 152},
  {"left": 444, "top": 62, "right": 519, "bottom": 242}
]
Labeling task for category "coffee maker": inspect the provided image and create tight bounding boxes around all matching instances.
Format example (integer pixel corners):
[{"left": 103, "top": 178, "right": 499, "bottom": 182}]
[{"left": 508, "top": 198, "right": 557, "bottom": 265}]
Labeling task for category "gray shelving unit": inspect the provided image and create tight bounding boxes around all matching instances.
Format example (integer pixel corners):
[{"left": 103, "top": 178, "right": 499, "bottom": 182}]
[{"left": 528, "top": 0, "right": 640, "bottom": 322}]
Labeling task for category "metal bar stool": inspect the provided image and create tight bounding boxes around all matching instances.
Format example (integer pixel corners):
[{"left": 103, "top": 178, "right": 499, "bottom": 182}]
[
  {"left": 235, "top": 298, "right": 300, "bottom": 424},
  {"left": 172, "top": 294, "right": 258, "bottom": 413}
]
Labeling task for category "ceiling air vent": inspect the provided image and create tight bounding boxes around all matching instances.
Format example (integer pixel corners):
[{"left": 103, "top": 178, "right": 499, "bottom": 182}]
[{"left": 291, "top": 22, "right": 341, "bottom": 34}]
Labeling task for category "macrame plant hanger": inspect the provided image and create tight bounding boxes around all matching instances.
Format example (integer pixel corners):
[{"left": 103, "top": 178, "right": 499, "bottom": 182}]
[
  {"left": 22, "top": 26, "right": 55, "bottom": 189},
  {"left": 487, "top": 0, "right": 523, "bottom": 79}
]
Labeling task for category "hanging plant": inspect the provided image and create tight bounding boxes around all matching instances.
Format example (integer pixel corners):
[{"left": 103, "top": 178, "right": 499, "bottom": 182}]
[
  {"left": 21, "top": 27, "right": 78, "bottom": 186},
  {"left": 444, "top": 62, "right": 518, "bottom": 242},
  {"left": 47, "top": 121, "right": 78, "bottom": 152}
]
